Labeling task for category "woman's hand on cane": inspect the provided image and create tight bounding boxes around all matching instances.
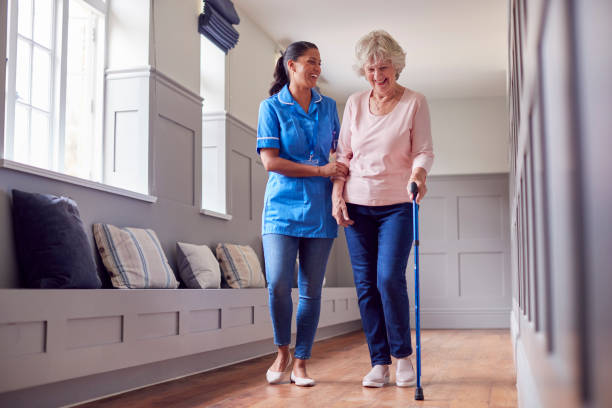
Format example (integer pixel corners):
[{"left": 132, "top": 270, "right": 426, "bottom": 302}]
[{"left": 408, "top": 167, "right": 428, "bottom": 204}]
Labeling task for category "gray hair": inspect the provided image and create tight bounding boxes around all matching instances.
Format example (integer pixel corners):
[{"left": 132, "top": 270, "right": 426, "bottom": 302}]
[{"left": 353, "top": 30, "right": 406, "bottom": 79}]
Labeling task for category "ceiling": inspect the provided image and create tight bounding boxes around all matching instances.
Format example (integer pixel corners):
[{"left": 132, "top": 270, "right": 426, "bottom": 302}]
[{"left": 233, "top": 0, "right": 508, "bottom": 102}]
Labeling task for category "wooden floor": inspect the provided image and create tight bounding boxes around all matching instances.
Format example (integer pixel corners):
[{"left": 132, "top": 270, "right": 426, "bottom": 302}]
[{"left": 78, "top": 329, "right": 517, "bottom": 408}]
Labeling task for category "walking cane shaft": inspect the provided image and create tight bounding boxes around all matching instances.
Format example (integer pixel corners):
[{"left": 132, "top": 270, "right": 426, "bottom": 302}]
[{"left": 410, "top": 182, "right": 424, "bottom": 401}]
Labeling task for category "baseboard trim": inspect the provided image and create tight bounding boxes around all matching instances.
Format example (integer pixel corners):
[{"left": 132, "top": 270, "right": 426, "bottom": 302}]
[{"left": 410, "top": 308, "right": 511, "bottom": 329}]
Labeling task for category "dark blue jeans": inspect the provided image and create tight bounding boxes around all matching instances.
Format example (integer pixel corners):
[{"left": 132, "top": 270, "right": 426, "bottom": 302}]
[
  {"left": 344, "top": 202, "right": 414, "bottom": 366},
  {"left": 262, "top": 234, "right": 334, "bottom": 360}
]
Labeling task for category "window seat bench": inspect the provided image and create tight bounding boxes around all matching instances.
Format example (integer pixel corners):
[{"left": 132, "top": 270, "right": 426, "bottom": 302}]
[{"left": 0, "top": 287, "right": 360, "bottom": 405}]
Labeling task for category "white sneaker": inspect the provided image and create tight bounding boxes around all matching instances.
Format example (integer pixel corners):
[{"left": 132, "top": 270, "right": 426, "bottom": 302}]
[
  {"left": 290, "top": 371, "right": 316, "bottom": 387},
  {"left": 396, "top": 357, "right": 416, "bottom": 387},
  {"left": 266, "top": 355, "right": 292, "bottom": 384},
  {"left": 362, "top": 365, "right": 390, "bottom": 388}
]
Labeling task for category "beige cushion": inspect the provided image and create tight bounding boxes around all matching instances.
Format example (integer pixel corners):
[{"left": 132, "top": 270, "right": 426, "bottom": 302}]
[
  {"left": 215, "top": 243, "right": 266, "bottom": 288},
  {"left": 93, "top": 224, "right": 179, "bottom": 289},
  {"left": 176, "top": 242, "right": 221, "bottom": 289}
]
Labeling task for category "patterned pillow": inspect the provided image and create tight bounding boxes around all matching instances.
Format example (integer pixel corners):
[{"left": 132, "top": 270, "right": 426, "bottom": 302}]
[
  {"left": 176, "top": 242, "right": 221, "bottom": 289},
  {"left": 93, "top": 224, "right": 179, "bottom": 289},
  {"left": 215, "top": 243, "right": 265, "bottom": 288}
]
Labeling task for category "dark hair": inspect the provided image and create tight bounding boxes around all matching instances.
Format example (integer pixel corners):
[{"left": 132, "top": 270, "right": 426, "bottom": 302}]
[{"left": 269, "top": 41, "right": 318, "bottom": 96}]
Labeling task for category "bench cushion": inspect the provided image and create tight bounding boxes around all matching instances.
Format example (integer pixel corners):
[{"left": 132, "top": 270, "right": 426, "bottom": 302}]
[
  {"left": 216, "top": 243, "right": 265, "bottom": 288},
  {"left": 11, "top": 189, "right": 101, "bottom": 288},
  {"left": 176, "top": 242, "right": 221, "bottom": 289},
  {"left": 93, "top": 224, "right": 179, "bottom": 289}
]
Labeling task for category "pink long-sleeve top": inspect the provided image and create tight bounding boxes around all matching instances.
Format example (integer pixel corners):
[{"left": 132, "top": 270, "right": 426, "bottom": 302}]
[{"left": 336, "top": 88, "right": 434, "bottom": 206}]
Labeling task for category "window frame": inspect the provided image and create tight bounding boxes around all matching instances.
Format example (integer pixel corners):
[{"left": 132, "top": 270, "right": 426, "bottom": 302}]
[
  {"left": 200, "top": 34, "right": 231, "bottom": 218},
  {"left": 4, "top": 0, "right": 108, "bottom": 180}
]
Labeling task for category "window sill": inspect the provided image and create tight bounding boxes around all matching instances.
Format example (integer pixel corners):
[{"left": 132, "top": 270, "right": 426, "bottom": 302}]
[
  {"left": 0, "top": 159, "right": 158, "bottom": 203},
  {"left": 199, "top": 208, "right": 232, "bottom": 221}
]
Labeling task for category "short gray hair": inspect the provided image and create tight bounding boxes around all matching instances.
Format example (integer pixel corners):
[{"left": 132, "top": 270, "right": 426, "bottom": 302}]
[{"left": 353, "top": 30, "right": 406, "bottom": 79}]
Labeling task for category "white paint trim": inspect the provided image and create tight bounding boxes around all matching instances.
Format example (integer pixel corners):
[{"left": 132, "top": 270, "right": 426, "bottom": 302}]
[
  {"left": 153, "top": 69, "right": 203, "bottom": 106},
  {"left": 203, "top": 111, "right": 257, "bottom": 138},
  {"left": 0, "top": 159, "right": 157, "bottom": 203},
  {"left": 202, "top": 111, "right": 228, "bottom": 122},
  {"left": 227, "top": 113, "right": 256, "bottom": 138},
  {"left": 105, "top": 66, "right": 153, "bottom": 79},
  {"left": 199, "top": 209, "right": 233, "bottom": 221},
  {"left": 106, "top": 66, "right": 203, "bottom": 106}
]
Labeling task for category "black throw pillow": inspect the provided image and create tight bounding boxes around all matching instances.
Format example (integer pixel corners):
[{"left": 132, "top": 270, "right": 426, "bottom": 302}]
[{"left": 11, "top": 189, "right": 101, "bottom": 288}]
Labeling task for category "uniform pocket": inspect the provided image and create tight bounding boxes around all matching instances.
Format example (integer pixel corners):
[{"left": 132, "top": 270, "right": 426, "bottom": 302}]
[{"left": 288, "top": 118, "right": 309, "bottom": 158}]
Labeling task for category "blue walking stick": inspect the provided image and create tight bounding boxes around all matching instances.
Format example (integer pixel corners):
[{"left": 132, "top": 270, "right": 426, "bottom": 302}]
[{"left": 410, "top": 182, "right": 424, "bottom": 401}]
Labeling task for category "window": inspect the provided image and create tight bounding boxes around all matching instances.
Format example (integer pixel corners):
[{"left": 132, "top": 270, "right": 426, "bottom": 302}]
[
  {"left": 4, "top": 0, "right": 106, "bottom": 181},
  {"left": 200, "top": 35, "right": 229, "bottom": 216}
]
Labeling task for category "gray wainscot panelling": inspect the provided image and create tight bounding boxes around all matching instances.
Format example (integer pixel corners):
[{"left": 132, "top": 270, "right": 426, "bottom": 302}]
[
  {"left": 405, "top": 173, "right": 511, "bottom": 328},
  {"left": 330, "top": 173, "right": 511, "bottom": 329},
  {"left": 0, "top": 288, "right": 360, "bottom": 406}
]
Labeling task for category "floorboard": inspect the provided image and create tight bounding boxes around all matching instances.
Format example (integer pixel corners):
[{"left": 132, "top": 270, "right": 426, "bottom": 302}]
[{"left": 77, "top": 329, "right": 517, "bottom": 408}]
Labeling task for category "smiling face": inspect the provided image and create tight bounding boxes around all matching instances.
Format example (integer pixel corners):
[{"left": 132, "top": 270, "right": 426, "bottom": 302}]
[
  {"left": 364, "top": 58, "right": 398, "bottom": 95},
  {"left": 288, "top": 47, "right": 321, "bottom": 89}
]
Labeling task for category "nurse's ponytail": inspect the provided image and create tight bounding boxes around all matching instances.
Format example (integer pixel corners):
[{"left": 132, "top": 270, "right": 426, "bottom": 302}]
[{"left": 269, "top": 41, "right": 318, "bottom": 96}]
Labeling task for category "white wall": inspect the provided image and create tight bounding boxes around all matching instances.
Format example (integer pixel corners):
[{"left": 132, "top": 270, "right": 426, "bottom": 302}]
[
  {"left": 107, "top": 0, "right": 150, "bottom": 69},
  {"left": 0, "top": 0, "right": 6, "bottom": 158},
  {"left": 332, "top": 96, "right": 509, "bottom": 176},
  {"left": 428, "top": 96, "right": 509, "bottom": 175},
  {"left": 228, "top": 10, "right": 280, "bottom": 129},
  {"left": 108, "top": 0, "right": 201, "bottom": 95},
  {"left": 152, "top": 0, "right": 201, "bottom": 94},
  {"left": 336, "top": 102, "right": 346, "bottom": 125}
]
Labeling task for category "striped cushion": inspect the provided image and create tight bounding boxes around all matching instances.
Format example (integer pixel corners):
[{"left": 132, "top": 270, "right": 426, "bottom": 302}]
[
  {"left": 215, "top": 243, "right": 265, "bottom": 288},
  {"left": 93, "top": 224, "right": 179, "bottom": 289}
]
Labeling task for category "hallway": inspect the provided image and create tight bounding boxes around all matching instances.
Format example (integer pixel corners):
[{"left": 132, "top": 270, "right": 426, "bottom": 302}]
[{"left": 78, "top": 329, "right": 516, "bottom": 408}]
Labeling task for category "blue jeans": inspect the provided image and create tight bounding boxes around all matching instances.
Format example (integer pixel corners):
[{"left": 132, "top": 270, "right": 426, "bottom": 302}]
[
  {"left": 262, "top": 234, "right": 334, "bottom": 360},
  {"left": 344, "top": 202, "right": 414, "bottom": 366}
]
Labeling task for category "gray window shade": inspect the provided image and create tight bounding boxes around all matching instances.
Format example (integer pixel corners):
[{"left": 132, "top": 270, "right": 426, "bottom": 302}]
[{"left": 198, "top": 0, "right": 239, "bottom": 53}]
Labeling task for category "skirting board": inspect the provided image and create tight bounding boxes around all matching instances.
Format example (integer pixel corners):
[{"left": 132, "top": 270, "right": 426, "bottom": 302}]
[
  {"left": 0, "top": 320, "right": 362, "bottom": 408},
  {"left": 410, "top": 309, "right": 511, "bottom": 329},
  {"left": 514, "top": 331, "right": 543, "bottom": 408}
]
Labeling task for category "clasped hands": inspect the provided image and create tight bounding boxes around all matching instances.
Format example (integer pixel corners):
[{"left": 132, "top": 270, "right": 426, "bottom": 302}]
[
  {"left": 332, "top": 167, "right": 428, "bottom": 227},
  {"left": 318, "top": 161, "right": 349, "bottom": 178}
]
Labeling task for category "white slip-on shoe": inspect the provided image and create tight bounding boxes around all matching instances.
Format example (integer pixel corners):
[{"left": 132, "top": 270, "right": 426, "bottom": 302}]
[
  {"left": 290, "top": 372, "right": 316, "bottom": 387},
  {"left": 362, "top": 365, "right": 390, "bottom": 388},
  {"left": 266, "top": 355, "right": 292, "bottom": 384},
  {"left": 395, "top": 357, "right": 416, "bottom": 387}
]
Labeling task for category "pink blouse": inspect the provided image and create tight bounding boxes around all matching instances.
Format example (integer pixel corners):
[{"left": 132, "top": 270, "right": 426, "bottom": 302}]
[{"left": 336, "top": 88, "right": 434, "bottom": 206}]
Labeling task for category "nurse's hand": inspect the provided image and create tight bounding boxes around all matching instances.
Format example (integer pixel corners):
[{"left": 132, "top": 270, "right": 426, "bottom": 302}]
[
  {"left": 319, "top": 162, "right": 349, "bottom": 178},
  {"left": 332, "top": 196, "right": 354, "bottom": 227}
]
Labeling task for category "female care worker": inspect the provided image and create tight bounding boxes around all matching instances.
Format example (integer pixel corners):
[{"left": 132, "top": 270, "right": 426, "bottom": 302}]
[{"left": 257, "top": 41, "right": 348, "bottom": 387}]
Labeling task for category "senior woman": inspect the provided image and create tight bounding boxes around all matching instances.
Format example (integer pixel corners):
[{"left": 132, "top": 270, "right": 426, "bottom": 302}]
[
  {"left": 332, "top": 30, "right": 434, "bottom": 388},
  {"left": 258, "top": 41, "right": 348, "bottom": 387}
]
